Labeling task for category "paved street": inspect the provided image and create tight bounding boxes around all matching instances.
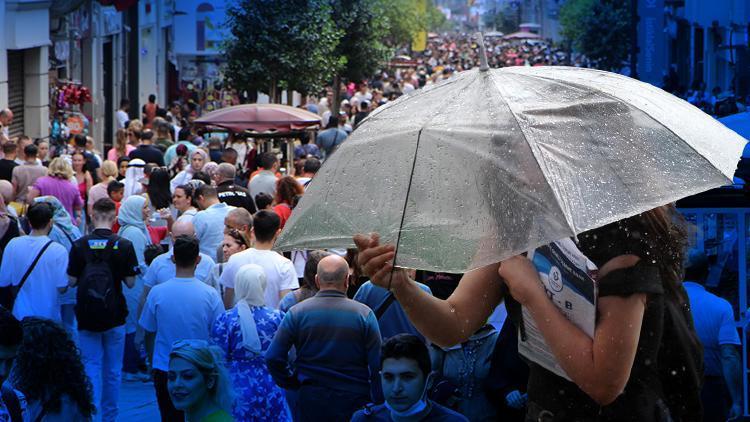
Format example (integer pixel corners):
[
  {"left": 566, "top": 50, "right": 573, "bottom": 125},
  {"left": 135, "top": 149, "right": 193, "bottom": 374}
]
[{"left": 117, "top": 379, "right": 160, "bottom": 421}]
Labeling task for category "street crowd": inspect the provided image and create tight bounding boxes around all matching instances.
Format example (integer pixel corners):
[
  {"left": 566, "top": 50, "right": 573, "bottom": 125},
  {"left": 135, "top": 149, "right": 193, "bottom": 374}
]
[{"left": 0, "top": 33, "right": 744, "bottom": 422}]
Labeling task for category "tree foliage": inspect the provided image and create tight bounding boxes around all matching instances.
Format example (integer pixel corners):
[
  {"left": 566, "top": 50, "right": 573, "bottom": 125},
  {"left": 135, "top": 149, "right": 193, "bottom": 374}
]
[
  {"left": 380, "top": 0, "right": 448, "bottom": 47},
  {"left": 222, "top": 0, "right": 342, "bottom": 98},
  {"left": 559, "top": 0, "right": 631, "bottom": 71}
]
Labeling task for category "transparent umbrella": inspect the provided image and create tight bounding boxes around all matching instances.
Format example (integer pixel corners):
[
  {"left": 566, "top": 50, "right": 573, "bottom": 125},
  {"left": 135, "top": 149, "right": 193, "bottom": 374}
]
[{"left": 275, "top": 64, "right": 745, "bottom": 273}]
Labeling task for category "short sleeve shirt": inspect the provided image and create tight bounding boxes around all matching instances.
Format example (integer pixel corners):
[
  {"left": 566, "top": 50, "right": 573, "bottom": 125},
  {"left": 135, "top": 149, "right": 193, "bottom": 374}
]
[
  {"left": 143, "top": 251, "right": 216, "bottom": 287},
  {"left": 67, "top": 229, "right": 140, "bottom": 330},
  {"left": 139, "top": 277, "right": 224, "bottom": 370},
  {"left": 0, "top": 236, "right": 69, "bottom": 320},
  {"left": 220, "top": 248, "right": 298, "bottom": 309}
]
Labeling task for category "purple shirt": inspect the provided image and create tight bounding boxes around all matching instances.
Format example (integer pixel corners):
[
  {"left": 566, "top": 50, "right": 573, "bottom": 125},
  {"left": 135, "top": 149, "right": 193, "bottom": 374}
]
[{"left": 33, "top": 176, "right": 83, "bottom": 218}]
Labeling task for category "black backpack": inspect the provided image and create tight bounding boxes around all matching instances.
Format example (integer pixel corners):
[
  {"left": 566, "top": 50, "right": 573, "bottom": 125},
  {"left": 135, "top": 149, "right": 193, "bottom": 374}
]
[{"left": 75, "top": 237, "right": 122, "bottom": 332}]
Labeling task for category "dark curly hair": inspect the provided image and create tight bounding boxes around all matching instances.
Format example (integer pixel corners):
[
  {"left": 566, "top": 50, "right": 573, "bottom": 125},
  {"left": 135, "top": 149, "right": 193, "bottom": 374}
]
[{"left": 12, "top": 318, "right": 95, "bottom": 418}]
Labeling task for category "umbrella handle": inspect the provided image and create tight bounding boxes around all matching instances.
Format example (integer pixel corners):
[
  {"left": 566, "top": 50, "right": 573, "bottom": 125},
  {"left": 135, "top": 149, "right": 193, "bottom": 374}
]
[{"left": 474, "top": 32, "right": 490, "bottom": 72}]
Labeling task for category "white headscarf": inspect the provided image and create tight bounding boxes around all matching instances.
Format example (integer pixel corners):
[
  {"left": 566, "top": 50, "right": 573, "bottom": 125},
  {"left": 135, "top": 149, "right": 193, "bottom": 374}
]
[
  {"left": 123, "top": 158, "right": 146, "bottom": 199},
  {"left": 234, "top": 264, "right": 267, "bottom": 354}
]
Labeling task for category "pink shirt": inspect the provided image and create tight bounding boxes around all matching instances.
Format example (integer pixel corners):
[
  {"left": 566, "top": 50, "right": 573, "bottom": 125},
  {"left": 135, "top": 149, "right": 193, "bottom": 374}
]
[
  {"left": 33, "top": 176, "right": 83, "bottom": 219},
  {"left": 107, "top": 145, "right": 136, "bottom": 162}
]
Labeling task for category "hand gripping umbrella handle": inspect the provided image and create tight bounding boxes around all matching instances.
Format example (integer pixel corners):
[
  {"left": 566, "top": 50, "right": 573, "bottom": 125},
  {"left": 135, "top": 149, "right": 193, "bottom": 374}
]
[{"left": 474, "top": 32, "right": 490, "bottom": 72}]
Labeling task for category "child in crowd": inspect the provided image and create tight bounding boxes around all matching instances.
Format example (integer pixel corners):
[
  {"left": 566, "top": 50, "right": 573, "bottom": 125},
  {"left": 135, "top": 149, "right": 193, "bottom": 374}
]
[{"left": 108, "top": 180, "right": 124, "bottom": 232}]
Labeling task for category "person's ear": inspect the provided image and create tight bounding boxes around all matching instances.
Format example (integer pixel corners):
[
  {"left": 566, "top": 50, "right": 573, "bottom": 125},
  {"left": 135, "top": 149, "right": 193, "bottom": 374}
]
[
  {"left": 315, "top": 275, "right": 321, "bottom": 290},
  {"left": 195, "top": 255, "right": 202, "bottom": 266},
  {"left": 205, "top": 374, "right": 216, "bottom": 390}
]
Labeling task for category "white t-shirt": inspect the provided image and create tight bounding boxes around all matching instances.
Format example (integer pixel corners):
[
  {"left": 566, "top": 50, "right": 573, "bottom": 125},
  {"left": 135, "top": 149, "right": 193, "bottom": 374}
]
[
  {"left": 116, "top": 110, "right": 129, "bottom": 128},
  {"left": 139, "top": 277, "right": 224, "bottom": 371},
  {"left": 219, "top": 248, "right": 299, "bottom": 309},
  {"left": 0, "top": 235, "right": 68, "bottom": 321}
]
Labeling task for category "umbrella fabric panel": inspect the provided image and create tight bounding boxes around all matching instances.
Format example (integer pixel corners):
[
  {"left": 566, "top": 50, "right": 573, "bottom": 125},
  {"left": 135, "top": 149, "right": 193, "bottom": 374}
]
[
  {"left": 275, "top": 128, "right": 419, "bottom": 251},
  {"left": 194, "top": 104, "right": 321, "bottom": 133},
  {"left": 504, "top": 67, "right": 745, "bottom": 180},
  {"left": 276, "top": 72, "right": 488, "bottom": 257},
  {"left": 397, "top": 71, "right": 573, "bottom": 272},
  {"left": 495, "top": 70, "right": 733, "bottom": 237}
]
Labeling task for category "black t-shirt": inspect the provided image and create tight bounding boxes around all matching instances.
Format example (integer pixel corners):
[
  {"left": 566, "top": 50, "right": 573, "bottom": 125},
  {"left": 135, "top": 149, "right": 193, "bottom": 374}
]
[
  {"left": 415, "top": 271, "right": 462, "bottom": 300},
  {"left": 0, "top": 159, "right": 18, "bottom": 182},
  {"left": 67, "top": 229, "right": 140, "bottom": 330},
  {"left": 129, "top": 144, "right": 165, "bottom": 166},
  {"left": 525, "top": 262, "right": 671, "bottom": 421},
  {"left": 216, "top": 180, "right": 257, "bottom": 214}
]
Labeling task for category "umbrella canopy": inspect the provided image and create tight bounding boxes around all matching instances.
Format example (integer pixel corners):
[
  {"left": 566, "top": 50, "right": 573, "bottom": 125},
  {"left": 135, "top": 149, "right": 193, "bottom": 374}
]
[
  {"left": 503, "top": 31, "right": 542, "bottom": 40},
  {"left": 276, "top": 66, "right": 745, "bottom": 273},
  {"left": 194, "top": 104, "right": 321, "bottom": 134}
]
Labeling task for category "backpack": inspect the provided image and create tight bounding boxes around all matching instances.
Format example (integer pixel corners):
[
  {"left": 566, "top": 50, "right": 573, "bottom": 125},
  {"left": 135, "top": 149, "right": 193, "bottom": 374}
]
[
  {"left": 657, "top": 294, "right": 704, "bottom": 421},
  {"left": 75, "top": 237, "right": 122, "bottom": 332}
]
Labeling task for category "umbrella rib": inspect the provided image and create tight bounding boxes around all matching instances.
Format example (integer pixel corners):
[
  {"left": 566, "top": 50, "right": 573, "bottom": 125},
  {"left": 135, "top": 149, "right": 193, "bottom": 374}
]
[
  {"left": 389, "top": 127, "right": 424, "bottom": 290},
  {"left": 508, "top": 70, "right": 734, "bottom": 184},
  {"left": 489, "top": 71, "right": 579, "bottom": 236}
]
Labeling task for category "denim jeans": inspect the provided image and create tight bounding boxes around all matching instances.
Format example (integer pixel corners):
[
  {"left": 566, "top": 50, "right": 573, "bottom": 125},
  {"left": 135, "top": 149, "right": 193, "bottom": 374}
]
[{"left": 79, "top": 325, "right": 126, "bottom": 422}]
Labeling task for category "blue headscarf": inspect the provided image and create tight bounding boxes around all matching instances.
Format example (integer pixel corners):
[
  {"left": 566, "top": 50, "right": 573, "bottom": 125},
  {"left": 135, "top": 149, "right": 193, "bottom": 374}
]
[
  {"left": 117, "top": 195, "right": 152, "bottom": 245},
  {"left": 34, "top": 195, "right": 81, "bottom": 250}
]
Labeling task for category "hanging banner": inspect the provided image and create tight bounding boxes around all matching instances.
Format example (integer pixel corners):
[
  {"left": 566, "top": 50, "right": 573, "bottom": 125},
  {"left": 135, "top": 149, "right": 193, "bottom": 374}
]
[{"left": 637, "top": 0, "right": 667, "bottom": 86}]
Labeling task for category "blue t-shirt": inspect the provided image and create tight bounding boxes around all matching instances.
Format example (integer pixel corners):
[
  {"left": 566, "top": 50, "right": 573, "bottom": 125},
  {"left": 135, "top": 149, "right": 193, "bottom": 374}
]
[
  {"left": 354, "top": 281, "right": 432, "bottom": 342},
  {"left": 143, "top": 251, "right": 216, "bottom": 287},
  {"left": 684, "top": 281, "right": 741, "bottom": 376}
]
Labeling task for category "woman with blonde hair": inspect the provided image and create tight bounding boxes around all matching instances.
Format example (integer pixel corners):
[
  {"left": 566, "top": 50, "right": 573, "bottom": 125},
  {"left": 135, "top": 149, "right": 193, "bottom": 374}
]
[
  {"left": 27, "top": 157, "right": 83, "bottom": 224},
  {"left": 211, "top": 264, "right": 290, "bottom": 421},
  {"left": 168, "top": 339, "right": 235, "bottom": 422},
  {"left": 107, "top": 128, "right": 136, "bottom": 161},
  {"left": 88, "top": 160, "right": 119, "bottom": 215}
]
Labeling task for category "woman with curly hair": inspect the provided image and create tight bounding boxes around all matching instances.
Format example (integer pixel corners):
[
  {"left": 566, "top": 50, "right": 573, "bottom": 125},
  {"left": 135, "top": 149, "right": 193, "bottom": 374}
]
[
  {"left": 272, "top": 176, "right": 304, "bottom": 230},
  {"left": 168, "top": 339, "right": 234, "bottom": 422},
  {"left": 12, "top": 318, "right": 95, "bottom": 421}
]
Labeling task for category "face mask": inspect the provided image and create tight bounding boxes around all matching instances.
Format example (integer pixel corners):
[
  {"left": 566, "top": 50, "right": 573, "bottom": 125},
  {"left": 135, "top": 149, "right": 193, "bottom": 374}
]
[{"left": 385, "top": 373, "right": 433, "bottom": 420}]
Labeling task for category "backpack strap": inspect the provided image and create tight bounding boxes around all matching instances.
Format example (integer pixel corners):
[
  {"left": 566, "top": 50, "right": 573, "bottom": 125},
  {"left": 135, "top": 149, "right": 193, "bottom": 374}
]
[
  {"left": 56, "top": 224, "right": 74, "bottom": 245},
  {"left": 1, "top": 384, "right": 23, "bottom": 422},
  {"left": 16, "top": 240, "right": 54, "bottom": 294}
]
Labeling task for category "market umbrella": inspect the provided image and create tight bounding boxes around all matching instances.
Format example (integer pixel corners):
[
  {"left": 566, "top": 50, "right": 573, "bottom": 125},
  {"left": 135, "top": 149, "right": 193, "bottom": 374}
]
[
  {"left": 275, "top": 65, "right": 745, "bottom": 273},
  {"left": 193, "top": 103, "right": 321, "bottom": 134}
]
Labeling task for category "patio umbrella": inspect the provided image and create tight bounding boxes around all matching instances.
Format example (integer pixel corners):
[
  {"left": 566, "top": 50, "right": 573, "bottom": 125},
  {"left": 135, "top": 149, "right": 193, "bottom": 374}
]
[
  {"left": 275, "top": 65, "right": 745, "bottom": 273},
  {"left": 194, "top": 104, "right": 321, "bottom": 134}
]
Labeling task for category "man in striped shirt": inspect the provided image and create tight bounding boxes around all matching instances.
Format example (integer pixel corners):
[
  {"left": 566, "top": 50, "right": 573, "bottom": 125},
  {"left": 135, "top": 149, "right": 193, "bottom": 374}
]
[{"left": 266, "top": 254, "right": 382, "bottom": 421}]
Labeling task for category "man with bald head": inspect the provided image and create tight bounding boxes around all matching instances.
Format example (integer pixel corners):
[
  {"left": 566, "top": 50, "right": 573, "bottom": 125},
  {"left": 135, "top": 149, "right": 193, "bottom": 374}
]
[
  {"left": 0, "top": 109, "right": 13, "bottom": 144},
  {"left": 138, "top": 220, "right": 216, "bottom": 316},
  {"left": 266, "top": 254, "right": 382, "bottom": 421},
  {"left": 215, "top": 162, "right": 256, "bottom": 214},
  {"left": 215, "top": 207, "right": 253, "bottom": 263}
]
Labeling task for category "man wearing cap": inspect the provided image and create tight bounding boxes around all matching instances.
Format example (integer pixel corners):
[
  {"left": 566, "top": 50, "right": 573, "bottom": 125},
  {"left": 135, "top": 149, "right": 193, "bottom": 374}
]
[{"left": 683, "top": 251, "right": 742, "bottom": 421}]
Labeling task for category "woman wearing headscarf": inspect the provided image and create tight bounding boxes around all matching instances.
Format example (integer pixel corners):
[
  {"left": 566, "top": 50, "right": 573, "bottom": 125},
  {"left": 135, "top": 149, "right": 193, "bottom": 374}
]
[
  {"left": 34, "top": 195, "right": 83, "bottom": 335},
  {"left": 170, "top": 148, "right": 208, "bottom": 193},
  {"left": 211, "top": 264, "right": 290, "bottom": 422},
  {"left": 122, "top": 158, "right": 146, "bottom": 199},
  {"left": 117, "top": 195, "right": 152, "bottom": 381}
]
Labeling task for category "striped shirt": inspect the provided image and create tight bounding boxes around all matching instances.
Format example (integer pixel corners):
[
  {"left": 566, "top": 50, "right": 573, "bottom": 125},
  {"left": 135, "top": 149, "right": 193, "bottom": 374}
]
[{"left": 266, "top": 290, "right": 382, "bottom": 398}]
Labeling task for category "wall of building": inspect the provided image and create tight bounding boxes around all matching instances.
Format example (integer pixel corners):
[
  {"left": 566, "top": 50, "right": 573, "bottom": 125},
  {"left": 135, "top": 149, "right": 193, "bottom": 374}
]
[{"left": 1, "top": 0, "right": 51, "bottom": 139}]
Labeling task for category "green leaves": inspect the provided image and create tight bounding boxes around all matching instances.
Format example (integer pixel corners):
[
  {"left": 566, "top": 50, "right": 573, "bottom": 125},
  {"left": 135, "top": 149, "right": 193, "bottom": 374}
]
[
  {"left": 559, "top": 0, "right": 631, "bottom": 72},
  {"left": 222, "top": 0, "right": 447, "bottom": 100}
]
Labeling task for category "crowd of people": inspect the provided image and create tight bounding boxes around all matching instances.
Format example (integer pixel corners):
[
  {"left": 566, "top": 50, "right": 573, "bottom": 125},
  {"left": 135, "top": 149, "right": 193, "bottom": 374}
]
[{"left": 0, "top": 31, "right": 745, "bottom": 422}]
